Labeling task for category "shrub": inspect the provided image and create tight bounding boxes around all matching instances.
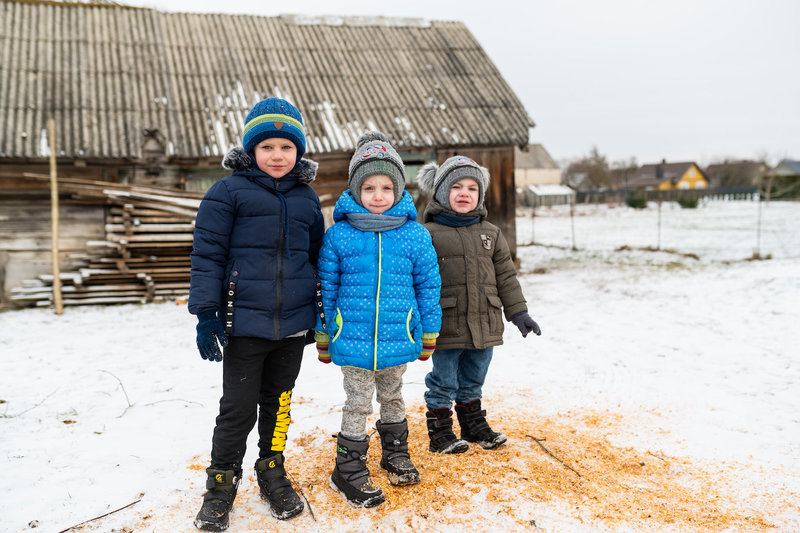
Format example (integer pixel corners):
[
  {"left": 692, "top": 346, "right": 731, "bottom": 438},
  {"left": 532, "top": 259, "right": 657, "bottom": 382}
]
[
  {"left": 677, "top": 193, "right": 699, "bottom": 208},
  {"left": 625, "top": 191, "right": 647, "bottom": 209}
]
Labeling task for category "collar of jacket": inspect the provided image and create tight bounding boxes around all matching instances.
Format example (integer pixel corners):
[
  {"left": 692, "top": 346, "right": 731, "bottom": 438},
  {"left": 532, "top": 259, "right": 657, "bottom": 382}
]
[
  {"left": 333, "top": 189, "right": 418, "bottom": 223},
  {"left": 222, "top": 146, "right": 318, "bottom": 185},
  {"left": 422, "top": 199, "right": 487, "bottom": 223}
]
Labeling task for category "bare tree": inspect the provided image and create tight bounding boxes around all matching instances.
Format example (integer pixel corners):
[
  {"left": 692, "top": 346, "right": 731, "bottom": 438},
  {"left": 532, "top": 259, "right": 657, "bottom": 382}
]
[{"left": 563, "top": 146, "right": 610, "bottom": 190}]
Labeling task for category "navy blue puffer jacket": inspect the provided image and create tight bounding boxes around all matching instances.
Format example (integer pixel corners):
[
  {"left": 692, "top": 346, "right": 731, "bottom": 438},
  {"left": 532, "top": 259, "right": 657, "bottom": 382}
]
[{"left": 188, "top": 147, "right": 324, "bottom": 340}]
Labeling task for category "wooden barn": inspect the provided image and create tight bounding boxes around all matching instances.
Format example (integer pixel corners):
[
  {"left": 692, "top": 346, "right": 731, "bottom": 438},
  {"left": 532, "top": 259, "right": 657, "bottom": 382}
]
[{"left": 0, "top": 1, "right": 534, "bottom": 308}]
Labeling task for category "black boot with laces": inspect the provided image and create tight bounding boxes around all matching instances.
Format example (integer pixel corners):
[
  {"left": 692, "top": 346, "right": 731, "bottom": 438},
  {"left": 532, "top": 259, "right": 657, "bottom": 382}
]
[
  {"left": 376, "top": 419, "right": 421, "bottom": 485},
  {"left": 330, "top": 433, "right": 385, "bottom": 508}
]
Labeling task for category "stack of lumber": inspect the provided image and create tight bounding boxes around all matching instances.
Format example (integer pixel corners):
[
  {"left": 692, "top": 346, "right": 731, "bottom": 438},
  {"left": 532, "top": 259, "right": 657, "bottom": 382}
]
[{"left": 10, "top": 176, "right": 203, "bottom": 307}]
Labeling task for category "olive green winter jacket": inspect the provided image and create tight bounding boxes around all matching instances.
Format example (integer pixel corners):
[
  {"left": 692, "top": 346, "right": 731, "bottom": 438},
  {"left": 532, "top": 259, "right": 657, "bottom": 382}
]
[{"left": 423, "top": 201, "right": 528, "bottom": 350}]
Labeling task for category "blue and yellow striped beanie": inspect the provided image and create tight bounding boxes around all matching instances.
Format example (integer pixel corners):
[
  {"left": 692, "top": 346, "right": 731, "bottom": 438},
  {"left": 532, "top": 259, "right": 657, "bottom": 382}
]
[{"left": 242, "top": 97, "right": 306, "bottom": 159}]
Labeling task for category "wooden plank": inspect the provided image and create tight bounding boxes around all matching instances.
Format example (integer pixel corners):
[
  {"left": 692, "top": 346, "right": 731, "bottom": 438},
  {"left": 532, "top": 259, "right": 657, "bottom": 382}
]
[
  {"left": 104, "top": 223, "right": 194, "bottom": 233},
  {"left": 107, "top": 234, "right": 194, "bottom": 242}
]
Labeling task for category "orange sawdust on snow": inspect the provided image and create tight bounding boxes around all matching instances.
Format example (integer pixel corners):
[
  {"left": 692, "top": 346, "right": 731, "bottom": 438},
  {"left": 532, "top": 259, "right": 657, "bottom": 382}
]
[{"left": 168, "top": 404, "right": 795, "bottom": 531}]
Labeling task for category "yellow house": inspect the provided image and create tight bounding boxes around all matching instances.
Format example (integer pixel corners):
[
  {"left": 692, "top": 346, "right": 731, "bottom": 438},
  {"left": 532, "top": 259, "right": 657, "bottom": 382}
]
[{"left": 628, "top": 160, "right": 709, "bottom": 190}]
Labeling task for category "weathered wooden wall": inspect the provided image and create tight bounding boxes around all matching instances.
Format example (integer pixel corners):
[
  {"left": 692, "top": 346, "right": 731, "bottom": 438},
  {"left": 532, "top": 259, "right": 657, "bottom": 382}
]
[{"left": 0, "top": 196, "right": 105, "bottom": 307}]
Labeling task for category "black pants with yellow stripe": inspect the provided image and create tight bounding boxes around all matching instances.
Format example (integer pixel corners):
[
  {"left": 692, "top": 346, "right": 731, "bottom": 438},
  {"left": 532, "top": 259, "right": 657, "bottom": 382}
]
[{"left": 210, "top": 335, "right": 305, "bottom": 468}]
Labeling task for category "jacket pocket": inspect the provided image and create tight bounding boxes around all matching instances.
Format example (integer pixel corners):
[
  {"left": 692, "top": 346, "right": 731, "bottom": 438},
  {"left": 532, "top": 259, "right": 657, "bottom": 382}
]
[
  {"left": 405, "top": 308, "right": 415, "bottom": 344},
  {"left": 331, "top": 308, "right": 345, "bottom": 343},
  {"left": 439, "top": 296, "right": 459, "bottom": 336},
  {"left": 486, "top": 295, "right": 503, "bottom": 336}
]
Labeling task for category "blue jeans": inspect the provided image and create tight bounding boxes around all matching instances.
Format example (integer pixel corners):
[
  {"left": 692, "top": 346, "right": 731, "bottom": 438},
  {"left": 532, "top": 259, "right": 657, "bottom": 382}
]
[{"left": 424, "top": 347, "right": 494, "bottom": 410}]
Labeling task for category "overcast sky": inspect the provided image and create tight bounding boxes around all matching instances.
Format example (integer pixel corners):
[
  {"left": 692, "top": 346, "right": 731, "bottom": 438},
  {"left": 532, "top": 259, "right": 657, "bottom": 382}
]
[{"left": 128, "top": 0, "right": 799, "bottom": 166}]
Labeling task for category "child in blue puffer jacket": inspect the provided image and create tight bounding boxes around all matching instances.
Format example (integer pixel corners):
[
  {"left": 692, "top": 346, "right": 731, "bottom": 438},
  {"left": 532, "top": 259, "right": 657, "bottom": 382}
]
[{"left": 314, "top": 131, "right": 441, "bottom": 508}]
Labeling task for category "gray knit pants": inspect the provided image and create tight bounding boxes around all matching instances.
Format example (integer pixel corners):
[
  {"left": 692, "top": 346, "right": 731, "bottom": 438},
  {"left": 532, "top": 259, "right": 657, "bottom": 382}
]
[{"left": 340, "top": 364, "right": 407, "bottom": 440}]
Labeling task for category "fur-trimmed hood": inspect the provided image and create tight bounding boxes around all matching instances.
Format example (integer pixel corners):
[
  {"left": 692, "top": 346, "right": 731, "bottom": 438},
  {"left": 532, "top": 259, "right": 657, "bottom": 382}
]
[{"left": 222, "top": 146, "right": 318, "bottom": 184}]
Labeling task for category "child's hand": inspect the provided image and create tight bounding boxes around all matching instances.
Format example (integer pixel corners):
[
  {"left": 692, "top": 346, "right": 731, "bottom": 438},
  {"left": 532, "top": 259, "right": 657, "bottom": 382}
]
[
  {"left": 315, "top": 331, "right": 331, "bottom": 363},
  {"left": 511, "top": 312, "right": 541, "bottom": 338},
  {"left": 419, "top": 333, "right": 438, "bottom": 361},
  {"left": 196, "top": 310, "right": 228, "bottom": 361}
]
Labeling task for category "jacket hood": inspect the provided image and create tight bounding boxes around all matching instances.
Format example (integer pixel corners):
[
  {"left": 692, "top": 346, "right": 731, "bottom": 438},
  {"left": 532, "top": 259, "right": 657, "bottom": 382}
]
[
  {"left": 422, "top": 198, "right": 487, "bottom": 223},
  {"left": 222, "top": 146, "right": 318, "bottom": 184},
  {"left": 333, "top": 189, "right": 418, "bottom": 223}
]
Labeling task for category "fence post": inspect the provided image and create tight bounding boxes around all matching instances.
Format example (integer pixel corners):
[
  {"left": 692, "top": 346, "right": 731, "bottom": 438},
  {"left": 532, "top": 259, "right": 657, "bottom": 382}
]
[
  {"left": 570, "top": 194, "right": 577, "bottom": 251},
  {"left": 755, "top": 187, "right": 763, "bottom": 259},
  {"left": 657, "top": 192, "right": 662, "bottom": 251}
]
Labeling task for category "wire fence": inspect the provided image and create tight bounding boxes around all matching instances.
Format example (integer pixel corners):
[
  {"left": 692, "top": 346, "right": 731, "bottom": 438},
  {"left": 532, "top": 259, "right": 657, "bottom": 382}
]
[{"left": 517, "top": 197, "right": 799, "bottom": 262}]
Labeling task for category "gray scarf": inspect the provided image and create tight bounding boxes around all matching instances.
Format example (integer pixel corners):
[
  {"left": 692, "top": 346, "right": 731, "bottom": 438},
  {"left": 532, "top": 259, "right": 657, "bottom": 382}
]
[{"left": 345, "top": 212, "right": 408, "bottom": 232}]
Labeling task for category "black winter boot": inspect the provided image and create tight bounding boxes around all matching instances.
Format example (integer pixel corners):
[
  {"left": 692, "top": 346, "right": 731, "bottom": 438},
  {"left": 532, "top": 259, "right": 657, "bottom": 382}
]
[
  {"left": 194, "top": 466, "right": 241, "bottom": 531},
  {"left": 455, "top": 399, "right": 507, "bottom": 449},
  {"left": 330, "top": 434, "right": 385, "bottom": 508},
  {"left": 255, "top": 453, "right": 304, "bottom": 520},
  {"left": 376, "top": 419, "right": 421, "bottom": 485},
  {"left": 426, "top": 407, "right": 469, "bottom": 454}
]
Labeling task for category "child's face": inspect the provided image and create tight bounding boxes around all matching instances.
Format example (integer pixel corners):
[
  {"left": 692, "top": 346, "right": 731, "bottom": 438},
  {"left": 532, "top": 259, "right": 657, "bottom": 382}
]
[
  {"left": 360, "top": 174, "right": 394, "bottom": 214},
  {"left": 253, "top": 138, "right": 297, "bottom": 178},
  {"left": 449, "top": 178, "right": 480, "bottom": 213}
]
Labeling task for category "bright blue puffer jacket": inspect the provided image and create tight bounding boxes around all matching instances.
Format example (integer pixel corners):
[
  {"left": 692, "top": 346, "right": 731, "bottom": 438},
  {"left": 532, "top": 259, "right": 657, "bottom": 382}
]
[
  {"left": 317, "top": 190, "right": 442, "bottom": 370},
  {"left": 189, "top": 147, "right": 324, "bottom": 340}
]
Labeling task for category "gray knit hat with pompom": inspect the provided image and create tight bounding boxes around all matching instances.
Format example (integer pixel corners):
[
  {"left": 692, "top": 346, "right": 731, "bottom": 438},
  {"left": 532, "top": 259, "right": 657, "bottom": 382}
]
[
  {"left": 348, "top": 131, "right": 406, "bottom": 207},
  {"left": 416, "top": 155, "right": 490, "bottom": 210}
]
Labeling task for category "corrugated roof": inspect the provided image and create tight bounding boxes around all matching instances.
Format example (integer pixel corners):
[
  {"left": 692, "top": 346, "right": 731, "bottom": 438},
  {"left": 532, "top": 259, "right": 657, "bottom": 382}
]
[{"left": 0, "top": 2, "right": 533, "bottom": 160}]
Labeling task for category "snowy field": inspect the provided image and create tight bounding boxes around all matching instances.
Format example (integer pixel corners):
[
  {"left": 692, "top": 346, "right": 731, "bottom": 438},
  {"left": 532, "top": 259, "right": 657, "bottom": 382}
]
[{"left": 1, "top": 200, "right": 799, "bottom": 532}]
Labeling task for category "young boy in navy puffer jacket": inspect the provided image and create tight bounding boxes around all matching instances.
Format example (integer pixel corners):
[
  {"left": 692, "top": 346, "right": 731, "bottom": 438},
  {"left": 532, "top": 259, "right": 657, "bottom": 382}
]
[
  {"left": 189, "top": 97, "right": 324, "bottom": 530},
  {"left": 314, "top": 131, "right": 441, "bottom": 508}
]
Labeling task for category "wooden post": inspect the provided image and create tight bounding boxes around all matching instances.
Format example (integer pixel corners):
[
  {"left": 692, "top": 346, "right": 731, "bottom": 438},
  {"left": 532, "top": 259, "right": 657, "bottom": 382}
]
[
  {"left": 657, "top": 193, "right": 662, "bottom": 251},
  {"left": 49, "top": 118, "right": 64, "bottom": 314},
  {"left": 755, "top": 181, "right": 763, "bottom": 259},
  {"left": 570, "top": 194, "right": 577, "bottom": 251}
]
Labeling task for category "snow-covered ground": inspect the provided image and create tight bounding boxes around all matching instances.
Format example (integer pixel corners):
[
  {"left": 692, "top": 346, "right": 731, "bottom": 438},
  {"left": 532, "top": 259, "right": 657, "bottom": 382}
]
[{"left": 2, "top": 200, "right": 799, "bottom": 532}]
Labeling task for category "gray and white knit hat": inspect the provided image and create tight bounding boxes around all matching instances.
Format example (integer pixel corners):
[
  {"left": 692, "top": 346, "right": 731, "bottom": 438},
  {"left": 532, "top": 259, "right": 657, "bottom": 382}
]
[
  {"left": 348, "top": 131, "right": 406, "bottom": 207},
  {"left": 417, "top": 155, "right": 490, "bottom": 210}
]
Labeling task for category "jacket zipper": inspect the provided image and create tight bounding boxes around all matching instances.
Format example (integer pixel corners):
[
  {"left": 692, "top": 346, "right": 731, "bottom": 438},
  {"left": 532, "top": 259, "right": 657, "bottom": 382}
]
[
  {"left": 373, "top": 232, "right": 382, "bottom": 371},
  {"left": 274, "top": 225, "right": 284, "bottom": 339}
]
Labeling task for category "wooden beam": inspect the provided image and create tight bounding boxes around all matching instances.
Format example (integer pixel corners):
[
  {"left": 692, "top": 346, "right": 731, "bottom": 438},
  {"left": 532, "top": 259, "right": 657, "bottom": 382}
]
[{"left": 49, "top": 118, "right": 64, "bottom": 315}]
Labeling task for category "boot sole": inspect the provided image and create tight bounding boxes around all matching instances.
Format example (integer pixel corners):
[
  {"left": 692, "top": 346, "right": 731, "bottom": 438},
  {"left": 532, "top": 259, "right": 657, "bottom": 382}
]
[
  {"left": 469, "top": 433, "right": 508, "bottom": 450},
  {"left": 193, "top": 516, "right": 229, "bottom": 531},
  {"left": 329, "top": 476, "right": 385, "bottom": 508},
  {"left": 259, "top": 493, "right": 304, "bottom": 521},
  {"left": 429, "top": 439, "right": 469, "bottom": 454},
  {"left": 385, "top": 470, "right": 421, "bottom": 486}
]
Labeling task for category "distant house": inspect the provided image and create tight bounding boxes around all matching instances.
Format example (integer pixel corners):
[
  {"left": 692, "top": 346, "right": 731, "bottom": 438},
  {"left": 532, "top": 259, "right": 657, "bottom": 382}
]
[
  {"left": 0, "top": 2, "right": 534, "bottom": 306},
  {"left": 518, "top": 184, "right": 575, "bottom": 207},
  {"left": 515, "top": 144, "right": 561, "bottom": 187},
  {"left": 628, "top": 160, "right": 708, "bottom": 190},
  {"left": 770, "top": 159, "right": 800, "bottom": 177},
  {"left": 562, "top": 172, "right": 593, "bottom": 192},
  {"left": 704, "top": 161, "right": 766, "bottom": 188},
  {"left": 763, "top": 159, "right": 800, "bottom": 200}
]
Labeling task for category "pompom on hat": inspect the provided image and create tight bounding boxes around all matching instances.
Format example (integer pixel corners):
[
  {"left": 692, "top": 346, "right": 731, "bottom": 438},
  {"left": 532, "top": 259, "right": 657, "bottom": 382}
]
[
  {"left": 417, "top": 155, "right": 490, "bottom": 210},
  {"left": 348, "top": 131, "right": 406, "bottom": 206},
  {"left": 242, "top": 97, "right": 306, "bottom": 160}
]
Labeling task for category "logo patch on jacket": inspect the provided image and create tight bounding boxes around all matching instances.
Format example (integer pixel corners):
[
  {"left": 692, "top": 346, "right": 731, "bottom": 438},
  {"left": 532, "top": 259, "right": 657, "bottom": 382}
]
[{"left": 480, "top": 234, "right": 493, "bottom": 250}]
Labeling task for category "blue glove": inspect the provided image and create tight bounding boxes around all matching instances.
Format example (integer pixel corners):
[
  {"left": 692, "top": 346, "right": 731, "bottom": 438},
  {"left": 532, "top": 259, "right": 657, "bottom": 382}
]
[
  {"left": 196, "top": 310, "right": 228, "bottom": 361},
  {"left": 511, "top": 312, "right": 541, "bottom": 338}
]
